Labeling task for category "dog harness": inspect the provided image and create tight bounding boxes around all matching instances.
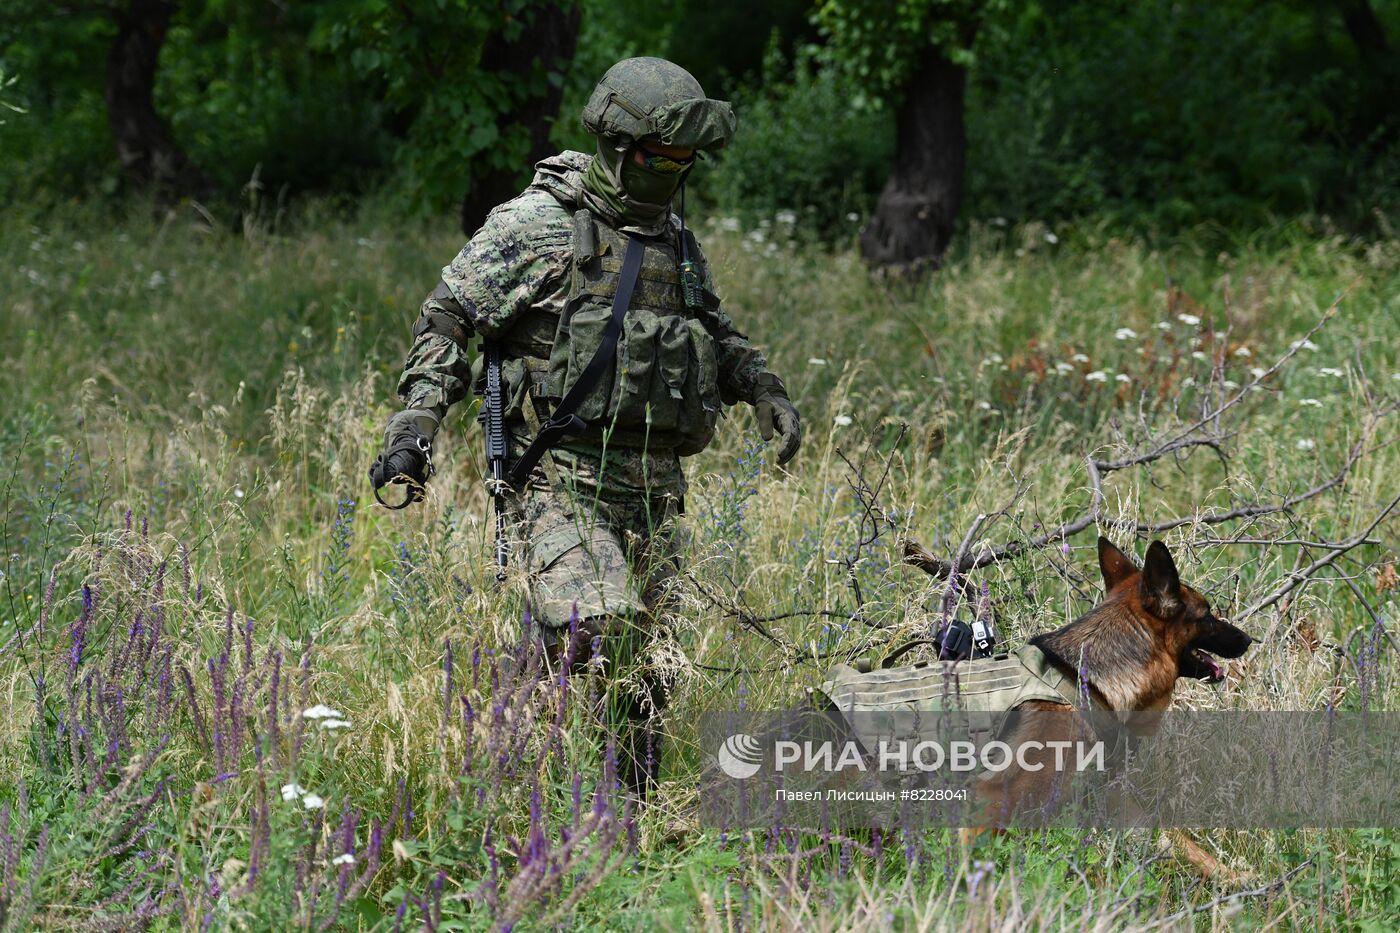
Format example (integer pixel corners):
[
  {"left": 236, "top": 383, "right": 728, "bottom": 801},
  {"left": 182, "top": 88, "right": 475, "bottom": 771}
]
[{"left": 813, "top": 645, "right": 1096, "bottom": 754}]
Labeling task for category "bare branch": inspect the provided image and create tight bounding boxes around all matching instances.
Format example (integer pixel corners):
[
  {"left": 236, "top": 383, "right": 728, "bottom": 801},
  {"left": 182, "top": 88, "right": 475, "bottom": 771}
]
[
  {"left": 903, "top": 401, "right": 1392, "bottom": 580},
  {"left": 1236, "top": 492, "right": 1400, "bottom": 623},
  {"left": 1146, "top": 859, "right": 1314, "bottom": 929}
]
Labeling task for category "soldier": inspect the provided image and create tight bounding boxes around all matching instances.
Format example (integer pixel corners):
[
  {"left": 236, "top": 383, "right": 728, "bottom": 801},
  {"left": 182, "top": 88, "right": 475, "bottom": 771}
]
[{"left": 369, "top": 57, "right": 801, "bottom": 797}]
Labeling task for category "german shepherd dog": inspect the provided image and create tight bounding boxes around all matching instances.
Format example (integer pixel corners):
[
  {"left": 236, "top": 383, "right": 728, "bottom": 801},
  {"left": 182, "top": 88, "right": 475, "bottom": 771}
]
[
  {"left": 966, "top": 536, "right": 1255, "bottom": 874},
  {"left": 1031, "top": 535, "right": 1254, "bottom": 710}
]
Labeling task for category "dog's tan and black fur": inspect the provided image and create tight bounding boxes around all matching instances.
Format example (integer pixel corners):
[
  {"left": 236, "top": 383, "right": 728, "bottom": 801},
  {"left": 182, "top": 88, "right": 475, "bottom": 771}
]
[
  {"left": 967, "top": 537, "right": 1254, "bottom": 875},
  {"left": 1028, "top": 535, "right": 1254, "bottom": 712}
]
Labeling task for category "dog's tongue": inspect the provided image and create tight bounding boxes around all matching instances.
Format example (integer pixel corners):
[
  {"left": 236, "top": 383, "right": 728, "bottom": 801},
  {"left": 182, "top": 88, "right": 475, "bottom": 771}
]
[{"left": 1193, "top": 649, "right": 1225, "bottom": 683}]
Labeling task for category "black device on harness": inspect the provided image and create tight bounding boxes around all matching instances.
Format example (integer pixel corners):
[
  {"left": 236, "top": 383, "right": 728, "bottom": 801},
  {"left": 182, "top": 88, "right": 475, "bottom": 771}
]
[
  {"left": 505, "top": 234, "right": 646, "bottom": 489},
  {"left": 936, "top": 616, "right": 999, "bottom": 661}
]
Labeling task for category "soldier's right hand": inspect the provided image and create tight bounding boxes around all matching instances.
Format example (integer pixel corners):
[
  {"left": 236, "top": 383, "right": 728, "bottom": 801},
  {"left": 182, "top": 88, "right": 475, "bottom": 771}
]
[{"left": 369, "top": 409, "right": 440, "bottom": 508}]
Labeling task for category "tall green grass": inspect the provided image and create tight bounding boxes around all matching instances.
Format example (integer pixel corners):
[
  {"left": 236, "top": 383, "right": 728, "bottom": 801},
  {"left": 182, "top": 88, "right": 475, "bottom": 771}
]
[{"left": 1, "top": 200, "right": 1397, "bottom": 929}]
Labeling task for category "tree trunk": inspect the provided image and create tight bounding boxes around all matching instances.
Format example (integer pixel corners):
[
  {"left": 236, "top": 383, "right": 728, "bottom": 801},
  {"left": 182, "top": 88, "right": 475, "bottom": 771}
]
[
  {"left": 860, "top": 43, "right": 968, "bottom": 271},
  {"left": 1335, "top": 0, "right": 1390, "bottom": 63},
  {"left": 1333, "top": 0, "right": 1397, "bottom": 141},
  {"left": 461, "top": 3, "right": 582, "bottom": 235},
  {"left": 105, "top": 0, "right": 204, "bottom": 196}
]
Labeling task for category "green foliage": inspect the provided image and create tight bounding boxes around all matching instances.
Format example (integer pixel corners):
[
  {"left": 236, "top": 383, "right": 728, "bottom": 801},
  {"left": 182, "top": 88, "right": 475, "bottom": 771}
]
[
  {"left": 699, "top": 44, "right": 893, "bottom": 232},
  {"left": 0, "top": 2, "right": 119, "bottom": 200},
  {"left": 4, "top": 0, "right": 1400, "bottom": 235},
  {"left": 158, "top": 8, "right": 389, "bottom": 197},
  {"left": 313, "top": 0, "right": 572, "bottom": 214},
  {"left": 0, "top": 65, "right": 24, "bottom": 124},
  {"left": 964, "top": 0, "right": 1377, "bottom": 228},
  {"left": 813, "top": 0, "right": 1007, "bottom": 103}
]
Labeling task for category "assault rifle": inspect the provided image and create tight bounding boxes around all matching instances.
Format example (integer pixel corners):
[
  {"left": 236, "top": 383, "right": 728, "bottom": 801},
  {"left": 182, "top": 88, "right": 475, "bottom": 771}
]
[{"left": 480, "top": 339, "right": 509, "bottom": 581}]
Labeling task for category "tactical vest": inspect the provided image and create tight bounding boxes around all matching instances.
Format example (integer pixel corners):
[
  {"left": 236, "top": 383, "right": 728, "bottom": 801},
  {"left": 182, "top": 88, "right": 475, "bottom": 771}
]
[
  {"left": 813, "top": 645, "right": 1083, "bottom": 754},
  {"left": 509, "top": 209, "right": 723, "bottom": 456}
]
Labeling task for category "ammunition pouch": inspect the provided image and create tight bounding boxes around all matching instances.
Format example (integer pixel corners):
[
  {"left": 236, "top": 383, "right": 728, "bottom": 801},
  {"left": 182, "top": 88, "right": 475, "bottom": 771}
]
[{"left": 541, "top": 212, "right": 722, "bottom": 456}]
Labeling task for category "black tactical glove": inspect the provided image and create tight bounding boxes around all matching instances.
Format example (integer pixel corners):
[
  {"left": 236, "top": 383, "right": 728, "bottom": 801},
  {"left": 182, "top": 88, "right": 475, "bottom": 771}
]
[
  {"left": 369, "top": 409, "right": 440, "bottom": 509},
  {"left": 753, "top": 372, "right": 801, "bottom": 466}
]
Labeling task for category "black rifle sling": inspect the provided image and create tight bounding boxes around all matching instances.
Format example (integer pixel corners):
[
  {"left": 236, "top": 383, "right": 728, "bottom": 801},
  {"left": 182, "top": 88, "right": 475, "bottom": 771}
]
[{"left": 507, "top": 233, "right": 645, "bottom": 488}]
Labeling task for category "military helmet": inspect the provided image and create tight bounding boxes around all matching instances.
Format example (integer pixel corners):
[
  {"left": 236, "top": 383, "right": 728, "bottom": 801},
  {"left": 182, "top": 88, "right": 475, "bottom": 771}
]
[{"left": 582, "top": 57, "right": 736, "bottom": 152}]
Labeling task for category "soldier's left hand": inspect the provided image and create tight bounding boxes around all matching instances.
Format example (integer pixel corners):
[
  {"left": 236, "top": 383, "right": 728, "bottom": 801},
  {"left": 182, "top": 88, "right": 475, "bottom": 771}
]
[{"left": 753, "top": 374, "right": 801, "bottom": 466}]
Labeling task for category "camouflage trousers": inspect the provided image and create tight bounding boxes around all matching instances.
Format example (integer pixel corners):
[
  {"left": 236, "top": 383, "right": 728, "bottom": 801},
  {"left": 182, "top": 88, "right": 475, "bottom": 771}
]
[
  {"left": 506, "top": 476, "right": 684, "bottom": 640},
  {"left": 504, "top": 474, "right": 685, "bottom": 795}
]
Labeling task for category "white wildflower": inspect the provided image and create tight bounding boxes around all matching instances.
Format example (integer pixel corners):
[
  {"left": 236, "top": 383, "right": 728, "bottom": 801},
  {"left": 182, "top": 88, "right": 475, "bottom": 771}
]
[
  {"left": 302, "top": 794, "right": 324, "bottom": 810},
  {"left": 1044, "top": 232, "right": 1059, "bottom": 244},
  {"left": 720, "top": 217, "right": 741, "bottom": 232},
  {"left": 1054, "top": 362, "right": 1074, "bottom": 374},
  {"left": 976, "top": 400, "right": 993, "bottom": 410},
  {"left": 845, "top": 212, "right": 859, "bottom": 223},
  {"left": 774, "top": 209, "right": 797, "bottom": 225},
  {"left": 1296, "top": 439, "right": 1316, "bottom": 451},
  {"left": 807, "top": 357, "right": 828, "bottom": 366},
  {"left": 148, "top": 271, "right": 166, "bottom": 289},
  {"left": 1222, "top": 380, "right": 1239, "bottom": 389},
  {"left": 1191, "top": 351, "right": 1208, "bottom": 361},
  {"left": 233, "top": 487, "right": 245, "bottom": 499},
  {"left": 1181, "top": 377, "right": 1196, "bottom": 387},
  {"left": 1233, "top": 346, "right": 1252, "bottom": 357},
  {"left": 833, "top": 415, "right": 853, "bottom": 427},
  {"left": 1114, "top": 328, "right": 1138, "bottom": 341},
  {"left": 1298, "top": 398, "right": 1323, "bottom": 407},
  {"left": 1177, "top": 314, "right": 1201, "bottom": 326},
  {"left": 990, "top": 217, "right": 1008, "bottom": 227},
  {"left": 1085, "top": 371, "right": 1108, "bottom": 383},
  {"left": 320, "top": 718, "right": 352, "bottom": 730},
  {"left": 1250, "top": 367, "right": 1267, "bottom": 379},
  {"left": 1291, "top": 339, "right": 1319, "bottom": 352},
  {"left": 1071, "top": 353, "right": 1089, "bottom": 363},
  {"left": 1156, "top": 321, "right": 1172, "bottom": 331},
  {"left": 281, "top": 783, "right": 307, "bottom": 801},
  {"left": 302, "top": 704, "right": 343, "bottom": 720},
  {"left": 355, "top": 237, "right": 373, "bottom": 248},
  {"left": 332, "top": 853, "right": 355, "bottom": 866},
  {"left": 1317, "top": 367, "right": 1344, "bottom": 378},
  {"left": 1116, "top": 373, "right": 1131, "bottom": 383}
]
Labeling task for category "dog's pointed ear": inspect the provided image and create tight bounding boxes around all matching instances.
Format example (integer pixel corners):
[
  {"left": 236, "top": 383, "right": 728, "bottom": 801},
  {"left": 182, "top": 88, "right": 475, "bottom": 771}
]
[
  {"left": 1098, "top": 536, "right": 1138, "bottom": 591},
  {"left": 1140, "top": 540, "right": 1184, "bottom": 618}
]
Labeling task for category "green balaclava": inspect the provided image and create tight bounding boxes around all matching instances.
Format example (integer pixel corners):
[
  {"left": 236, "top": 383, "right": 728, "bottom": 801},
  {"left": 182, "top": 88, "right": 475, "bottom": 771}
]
[
  {"left": 579, "top": 57, "right": 737, "bottom": 230},
  {"left": 582, "top": 138, "right": 689, "bottom": 228}
]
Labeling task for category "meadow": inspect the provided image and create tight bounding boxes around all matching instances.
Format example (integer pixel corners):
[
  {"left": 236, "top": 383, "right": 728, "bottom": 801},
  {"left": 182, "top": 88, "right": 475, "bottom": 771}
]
[{"left": 1, "top": 199, "right": 1397, "bottom": 930}]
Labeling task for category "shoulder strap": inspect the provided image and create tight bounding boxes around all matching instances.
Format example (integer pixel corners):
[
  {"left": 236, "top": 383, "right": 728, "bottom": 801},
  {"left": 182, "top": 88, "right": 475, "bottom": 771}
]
[{"left": 507, "top": 233, "right": 645, "bottom": 488}]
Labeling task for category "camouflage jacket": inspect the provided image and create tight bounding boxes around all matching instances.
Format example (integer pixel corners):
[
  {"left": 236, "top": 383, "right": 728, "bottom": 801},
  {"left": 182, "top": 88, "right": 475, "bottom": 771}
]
[{"left": 397, "top": 151, "right": 771, "bottom": 497}]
